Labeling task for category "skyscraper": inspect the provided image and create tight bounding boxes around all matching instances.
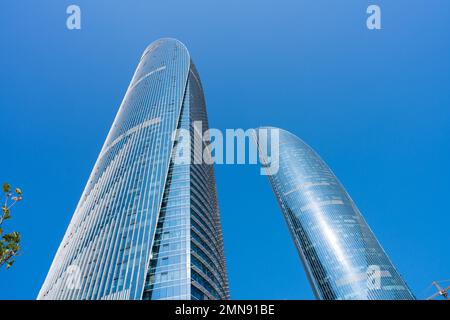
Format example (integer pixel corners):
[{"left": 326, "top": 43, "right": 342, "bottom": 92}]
[
  {"left": 38, "top": 38, "right": 229, "bottom": 300},
  {"left": 256, "top": 127, "right": 415, "bottom": 300}
]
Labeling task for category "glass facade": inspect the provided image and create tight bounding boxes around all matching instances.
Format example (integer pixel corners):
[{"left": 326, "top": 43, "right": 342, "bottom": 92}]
[
  {"left": 257, "top": 127, "right": 415, "bottom": 300},
  {"left": 38, "top": 38, "right": 229, "bottom": 300}
]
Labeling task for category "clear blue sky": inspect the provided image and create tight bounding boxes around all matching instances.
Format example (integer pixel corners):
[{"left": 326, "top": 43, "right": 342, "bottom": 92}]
[{"left": 1, "top": 0, "right": 449, "bottom": 300}]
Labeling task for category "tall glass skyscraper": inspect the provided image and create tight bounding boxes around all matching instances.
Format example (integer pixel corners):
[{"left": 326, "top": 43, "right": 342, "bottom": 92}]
[
  {"left": 38, "top": 38, "right": 229, "bottom": 300},
  {"left": 257, "top": 127, "right": 415, "bottom": 300}
]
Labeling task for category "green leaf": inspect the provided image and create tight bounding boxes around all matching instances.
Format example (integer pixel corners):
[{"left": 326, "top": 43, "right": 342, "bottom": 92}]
[
  {"left": 3, "top": 210, "right": 11, "bottom": 220},
  {"left": 3, "top": 232, "right": 20, "bottom": 242},
  {"left": 2, "top": 183, "right": 11, "bottom": 193},
  {"left": 15, "top": 188, "right": 22, "bottom": 196}
]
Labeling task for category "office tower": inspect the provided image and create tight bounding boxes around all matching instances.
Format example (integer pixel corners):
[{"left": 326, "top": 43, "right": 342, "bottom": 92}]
[
  {"left": 256, "top": 127, "right": 415, "bottom": 300},
  {"left": 38, "top": 38, "right": 229, "bottom": 300}
]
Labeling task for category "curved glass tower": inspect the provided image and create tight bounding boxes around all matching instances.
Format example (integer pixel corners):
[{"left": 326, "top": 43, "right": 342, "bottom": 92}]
[
  {"left": 257, "top": 127, "right": 415, "bottom": 300},
  {"left": 38, "top": 38, "right": 229, "bottom": 300}
]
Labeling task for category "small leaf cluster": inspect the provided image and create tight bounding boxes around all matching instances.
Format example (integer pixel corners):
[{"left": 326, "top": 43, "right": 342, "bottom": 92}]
[{"left": 0, "top": 183, "right": 23, "bottom": 269}]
